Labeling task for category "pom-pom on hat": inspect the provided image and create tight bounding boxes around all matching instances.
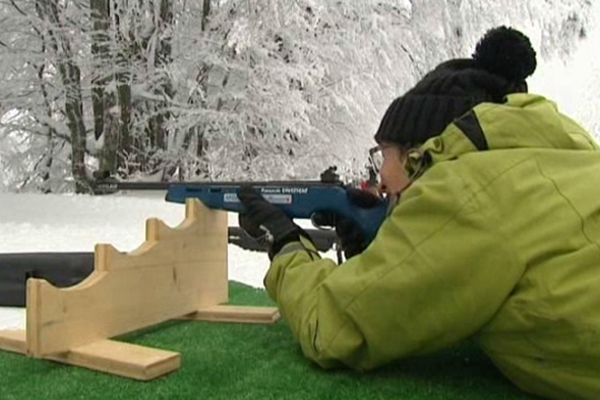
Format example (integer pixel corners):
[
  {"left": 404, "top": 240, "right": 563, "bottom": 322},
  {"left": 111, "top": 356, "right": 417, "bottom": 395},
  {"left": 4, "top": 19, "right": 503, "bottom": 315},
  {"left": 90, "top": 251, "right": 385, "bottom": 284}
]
[{"left": 374, "top": 26, "right": 537, "bottom": 148}]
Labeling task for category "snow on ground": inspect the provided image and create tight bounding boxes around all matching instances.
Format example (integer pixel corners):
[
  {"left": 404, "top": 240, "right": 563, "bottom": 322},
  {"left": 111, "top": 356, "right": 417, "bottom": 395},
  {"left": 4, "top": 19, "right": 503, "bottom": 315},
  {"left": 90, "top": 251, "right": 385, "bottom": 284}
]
[{"left": 0, "top": 192, "right": 335, "bottom": 330}]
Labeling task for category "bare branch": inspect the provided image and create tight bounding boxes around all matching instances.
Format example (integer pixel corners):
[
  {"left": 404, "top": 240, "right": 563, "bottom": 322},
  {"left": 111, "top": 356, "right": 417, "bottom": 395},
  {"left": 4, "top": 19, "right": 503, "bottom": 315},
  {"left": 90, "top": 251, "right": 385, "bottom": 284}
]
[{"left": 8, "top": 0, "right": 28, "bottom": 16}]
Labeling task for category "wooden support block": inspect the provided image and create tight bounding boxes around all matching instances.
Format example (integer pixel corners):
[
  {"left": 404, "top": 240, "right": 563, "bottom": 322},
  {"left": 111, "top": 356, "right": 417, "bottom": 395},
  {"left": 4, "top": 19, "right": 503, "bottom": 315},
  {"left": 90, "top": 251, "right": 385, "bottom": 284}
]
[
  {"left": 0, "top": 199, "right": 279, "bottom": 380},
  {"left": 0, "top": 330, "right": 26, "bottom": 354},
  {"left": 183, "top": 305, "right": 281, "bottom": 324},
  {"left": 25, "top": 199, "right": 228, "bottom": 358},
  {"left": 47, "top": 339, "right": 180, "bottom": 381}
]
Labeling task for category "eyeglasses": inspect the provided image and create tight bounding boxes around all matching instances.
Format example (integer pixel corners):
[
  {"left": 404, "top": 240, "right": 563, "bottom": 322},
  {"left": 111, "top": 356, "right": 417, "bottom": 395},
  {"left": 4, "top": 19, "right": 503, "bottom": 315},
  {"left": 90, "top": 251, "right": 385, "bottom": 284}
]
[{"left": 368, "top": 145, "right": 384, "bottom": 174}]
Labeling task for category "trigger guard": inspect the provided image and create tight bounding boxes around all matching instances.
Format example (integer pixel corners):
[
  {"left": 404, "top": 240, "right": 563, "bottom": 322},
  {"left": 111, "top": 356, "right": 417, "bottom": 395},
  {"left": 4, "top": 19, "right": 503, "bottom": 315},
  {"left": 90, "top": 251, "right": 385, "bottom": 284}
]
[{"left": 310, "top": 213, "right": 336, "bottom": 231}]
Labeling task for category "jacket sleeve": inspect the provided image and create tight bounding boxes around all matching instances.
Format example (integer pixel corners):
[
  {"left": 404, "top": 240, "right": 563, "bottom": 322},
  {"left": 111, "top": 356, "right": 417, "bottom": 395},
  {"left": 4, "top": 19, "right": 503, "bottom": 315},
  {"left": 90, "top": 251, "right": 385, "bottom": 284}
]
[{"left": 265, "top": 170, "right": 525, "bottom": 370}]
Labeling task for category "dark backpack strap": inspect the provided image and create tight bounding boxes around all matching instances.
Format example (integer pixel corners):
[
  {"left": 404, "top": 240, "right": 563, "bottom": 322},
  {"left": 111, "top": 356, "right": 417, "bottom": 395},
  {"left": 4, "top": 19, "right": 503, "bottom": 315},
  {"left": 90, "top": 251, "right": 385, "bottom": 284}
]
[{"left": 454, "top": 110, "right": 488, "bottom": 151}]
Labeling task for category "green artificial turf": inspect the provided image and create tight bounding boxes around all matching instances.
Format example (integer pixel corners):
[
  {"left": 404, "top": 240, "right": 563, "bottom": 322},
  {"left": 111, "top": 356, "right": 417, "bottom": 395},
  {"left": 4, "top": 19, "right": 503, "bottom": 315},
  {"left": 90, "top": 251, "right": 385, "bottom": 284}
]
[{"left": 0, "top": 281, "right": 538, "bottom": 400}]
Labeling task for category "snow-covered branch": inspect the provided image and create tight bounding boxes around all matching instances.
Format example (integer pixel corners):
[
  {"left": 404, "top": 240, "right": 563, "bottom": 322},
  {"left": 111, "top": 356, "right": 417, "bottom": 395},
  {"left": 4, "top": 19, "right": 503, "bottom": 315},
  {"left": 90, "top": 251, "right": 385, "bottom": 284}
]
[{"left": 0, "top": 0, "right": 595, "bottom": 192}]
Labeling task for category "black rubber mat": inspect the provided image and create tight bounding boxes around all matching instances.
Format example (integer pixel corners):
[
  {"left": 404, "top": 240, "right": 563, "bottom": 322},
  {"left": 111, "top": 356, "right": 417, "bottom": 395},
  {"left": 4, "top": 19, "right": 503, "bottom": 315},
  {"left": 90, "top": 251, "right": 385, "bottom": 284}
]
[{"left": 0, "top": 252, "right": 95, "bottom": 306}]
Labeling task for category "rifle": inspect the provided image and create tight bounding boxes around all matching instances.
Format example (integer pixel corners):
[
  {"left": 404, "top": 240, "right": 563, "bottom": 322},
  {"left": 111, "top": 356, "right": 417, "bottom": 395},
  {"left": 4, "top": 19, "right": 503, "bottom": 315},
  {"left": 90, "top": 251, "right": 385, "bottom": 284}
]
[
  {"left": 95, "top": 180, "right": 387, "bottom": 241},
  {"left": 92, "top": 180, "right": 338, "bottom": 252}
]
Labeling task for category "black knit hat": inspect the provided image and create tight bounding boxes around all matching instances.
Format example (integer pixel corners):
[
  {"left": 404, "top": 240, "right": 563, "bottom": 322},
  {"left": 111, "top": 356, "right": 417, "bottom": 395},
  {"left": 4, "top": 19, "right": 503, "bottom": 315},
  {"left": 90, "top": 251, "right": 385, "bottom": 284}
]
[{"left": 374, "top": 26, "right": 537, "bottom": 148}]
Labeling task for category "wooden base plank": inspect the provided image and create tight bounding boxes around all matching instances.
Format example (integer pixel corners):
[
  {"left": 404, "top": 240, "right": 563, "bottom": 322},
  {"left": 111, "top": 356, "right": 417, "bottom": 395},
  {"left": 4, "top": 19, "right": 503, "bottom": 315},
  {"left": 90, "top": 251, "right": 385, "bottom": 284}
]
[
  {"left": 0, "top": 332, "right": 180, "bottom": 380},
  {"left": 0, "top": 330, "right": 26, "bottom": 354},
  {"left": 48, "top": 339, "right": 180, "bottom": 381},
  {"left": 182, "top": 305, "right": 281, "bottom": 324}
]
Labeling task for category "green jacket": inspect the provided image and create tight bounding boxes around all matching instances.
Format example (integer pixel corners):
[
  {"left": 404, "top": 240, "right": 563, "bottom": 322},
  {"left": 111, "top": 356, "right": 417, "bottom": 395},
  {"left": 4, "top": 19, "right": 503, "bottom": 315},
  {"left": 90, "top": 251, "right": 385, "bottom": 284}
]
[{"left": 266, "top": 94, "right": 600, "bottom": 400}]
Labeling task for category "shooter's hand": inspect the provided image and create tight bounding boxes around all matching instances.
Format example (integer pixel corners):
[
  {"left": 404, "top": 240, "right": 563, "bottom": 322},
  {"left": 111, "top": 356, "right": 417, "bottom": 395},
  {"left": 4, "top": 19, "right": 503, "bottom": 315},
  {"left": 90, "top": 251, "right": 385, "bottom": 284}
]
[
  {"left": 312, "top": 188, "right": 383, "bottom": 259},
  {"left": 238, "top": 185, "right": 306, "bottom": 259}
]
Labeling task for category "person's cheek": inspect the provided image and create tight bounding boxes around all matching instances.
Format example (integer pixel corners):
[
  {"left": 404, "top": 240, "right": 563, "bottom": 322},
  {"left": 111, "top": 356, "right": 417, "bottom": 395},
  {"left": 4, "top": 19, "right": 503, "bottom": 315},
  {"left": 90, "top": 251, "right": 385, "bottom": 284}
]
[
  {"left": 377, "top": 160, "right": 394, "bottom": 194},
  {"left": 376, "top": 167, "right": 387, "bottom": 194}
]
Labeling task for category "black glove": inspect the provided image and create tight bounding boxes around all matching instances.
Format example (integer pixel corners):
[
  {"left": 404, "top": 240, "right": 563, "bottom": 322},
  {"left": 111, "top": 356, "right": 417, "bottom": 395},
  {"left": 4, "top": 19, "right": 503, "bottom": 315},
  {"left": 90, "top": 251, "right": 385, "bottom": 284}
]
[
  {"left": 237, "top": 185, "right": 305, "bottom": 259},
  {"left": 312, "top": 188, "right": 383, "bottom": 259}
]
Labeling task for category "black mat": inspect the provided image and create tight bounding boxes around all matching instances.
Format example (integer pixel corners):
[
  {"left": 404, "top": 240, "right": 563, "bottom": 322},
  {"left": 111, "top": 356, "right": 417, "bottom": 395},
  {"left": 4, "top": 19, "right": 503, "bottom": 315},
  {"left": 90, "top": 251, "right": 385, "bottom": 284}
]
[{"left": 0, "top": 252, "right": 94, "bottom": 306}]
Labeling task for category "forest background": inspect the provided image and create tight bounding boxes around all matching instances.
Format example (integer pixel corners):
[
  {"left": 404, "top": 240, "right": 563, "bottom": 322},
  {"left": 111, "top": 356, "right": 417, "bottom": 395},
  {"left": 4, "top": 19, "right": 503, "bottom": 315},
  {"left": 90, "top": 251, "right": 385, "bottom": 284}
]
[{"left": 0, "top": 0, "right": 597, "bottom": 193}]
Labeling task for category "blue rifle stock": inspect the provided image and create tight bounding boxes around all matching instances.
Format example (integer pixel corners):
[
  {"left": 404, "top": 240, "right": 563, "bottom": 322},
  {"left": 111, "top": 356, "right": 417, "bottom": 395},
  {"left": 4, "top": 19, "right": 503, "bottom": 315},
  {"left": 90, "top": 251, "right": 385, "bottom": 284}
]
[{"left": 164, "top": 181, "right": 388, "bottom": 243}]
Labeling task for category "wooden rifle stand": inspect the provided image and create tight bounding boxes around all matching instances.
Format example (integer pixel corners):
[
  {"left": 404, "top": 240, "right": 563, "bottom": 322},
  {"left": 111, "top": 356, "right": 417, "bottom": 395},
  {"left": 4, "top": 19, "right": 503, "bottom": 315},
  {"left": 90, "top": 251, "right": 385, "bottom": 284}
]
[{"left": 0, "top": 199, "right": 279, "bottom": 380}]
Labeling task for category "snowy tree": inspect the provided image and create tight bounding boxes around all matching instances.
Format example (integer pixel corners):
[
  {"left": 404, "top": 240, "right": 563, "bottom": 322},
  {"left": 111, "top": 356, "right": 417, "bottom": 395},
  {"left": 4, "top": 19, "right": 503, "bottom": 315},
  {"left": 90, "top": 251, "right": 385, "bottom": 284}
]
[
  {"left": 166, "top": 0, "right": 594, "bottom": 180},
  {"left": 0, "top": 0, "right": 178, "bottom": 191},
  {"left": 0, "top": 0, "right": 595, "bottom": 192}
]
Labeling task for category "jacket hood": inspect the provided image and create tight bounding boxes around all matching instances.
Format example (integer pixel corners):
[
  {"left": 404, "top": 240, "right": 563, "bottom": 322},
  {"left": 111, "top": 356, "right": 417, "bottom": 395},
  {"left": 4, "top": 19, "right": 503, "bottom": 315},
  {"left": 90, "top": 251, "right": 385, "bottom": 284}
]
[{"left": 410, "top": 94, "right": 598, "bottom": 173}]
